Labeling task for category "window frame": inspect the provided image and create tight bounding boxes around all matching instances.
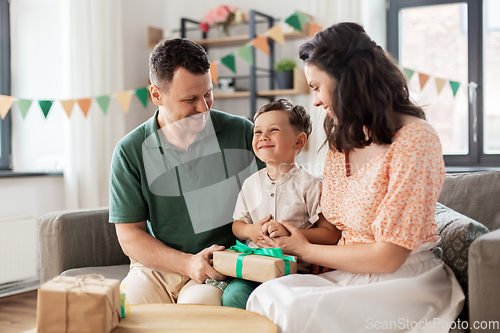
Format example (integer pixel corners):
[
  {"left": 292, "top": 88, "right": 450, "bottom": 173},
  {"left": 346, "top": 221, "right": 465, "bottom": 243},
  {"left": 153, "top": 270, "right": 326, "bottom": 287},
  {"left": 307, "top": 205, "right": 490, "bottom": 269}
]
[
  {"left": 387, "top": 0, "right": 500, "bottom": 166},
  {"left": 0, "top": 0, "right": 11, "bottom": 170}
]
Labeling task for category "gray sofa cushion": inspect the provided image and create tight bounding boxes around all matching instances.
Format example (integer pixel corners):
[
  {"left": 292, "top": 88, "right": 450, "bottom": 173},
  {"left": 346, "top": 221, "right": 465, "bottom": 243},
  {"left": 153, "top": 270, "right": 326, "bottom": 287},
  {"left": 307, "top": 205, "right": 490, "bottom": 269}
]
[
  {"left": 438, "top": 171, "right": 500, "bottom": 232},
  {"left": 38, "top": 208, "right": 129, "bottom": 284},
  {"left": 60, "top": 264, "right": 130, "bottom": 281},
  {"left": 434, "top": 202, "right": 490, "bottom": 321}
]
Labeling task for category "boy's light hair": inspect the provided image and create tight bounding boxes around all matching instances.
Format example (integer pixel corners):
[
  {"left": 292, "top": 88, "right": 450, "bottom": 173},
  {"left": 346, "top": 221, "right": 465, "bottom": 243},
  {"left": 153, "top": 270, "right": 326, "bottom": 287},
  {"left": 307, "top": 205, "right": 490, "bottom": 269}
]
[{"left": 254, "top": 99, "right": 312, "bottom": 138}]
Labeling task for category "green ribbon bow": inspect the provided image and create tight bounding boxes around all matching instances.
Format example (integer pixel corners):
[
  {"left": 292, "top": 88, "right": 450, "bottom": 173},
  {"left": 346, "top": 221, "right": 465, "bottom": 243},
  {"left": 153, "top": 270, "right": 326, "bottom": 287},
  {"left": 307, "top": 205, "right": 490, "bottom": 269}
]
[{"left": 228, "top": 240, "right": 296, "bottom": 279}]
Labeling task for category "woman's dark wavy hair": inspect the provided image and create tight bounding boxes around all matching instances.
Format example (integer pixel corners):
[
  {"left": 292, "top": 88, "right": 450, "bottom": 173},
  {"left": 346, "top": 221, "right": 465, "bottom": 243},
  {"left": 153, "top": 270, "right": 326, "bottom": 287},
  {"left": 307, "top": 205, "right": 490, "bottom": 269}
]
[{"left": 299, "top": 22, "right": 425, "bottom": 152}]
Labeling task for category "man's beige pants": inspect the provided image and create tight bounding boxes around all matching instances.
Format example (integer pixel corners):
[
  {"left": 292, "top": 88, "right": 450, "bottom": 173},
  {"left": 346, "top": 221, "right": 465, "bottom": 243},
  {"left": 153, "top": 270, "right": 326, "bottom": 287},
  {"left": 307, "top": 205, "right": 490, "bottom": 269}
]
[{"left": 121, "top": 259, "right": 222, "bottom": 305}]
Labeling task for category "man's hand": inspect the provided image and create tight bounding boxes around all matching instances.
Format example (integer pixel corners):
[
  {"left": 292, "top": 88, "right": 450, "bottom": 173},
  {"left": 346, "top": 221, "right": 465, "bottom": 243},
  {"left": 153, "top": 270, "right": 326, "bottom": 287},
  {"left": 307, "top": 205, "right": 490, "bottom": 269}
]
[
  {"left": 262, "top": 220, "right": 291, "bottom": 238},
  {"left": 186, "top": 244, "right": 226, "bottom": 284}
]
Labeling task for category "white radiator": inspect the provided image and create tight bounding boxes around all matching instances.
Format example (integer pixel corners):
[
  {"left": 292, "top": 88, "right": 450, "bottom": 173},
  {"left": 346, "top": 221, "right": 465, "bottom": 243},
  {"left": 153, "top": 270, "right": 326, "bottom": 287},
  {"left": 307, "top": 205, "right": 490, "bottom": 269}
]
[{"left": 0, "top": 215, "right": 39, "bottom": 296}]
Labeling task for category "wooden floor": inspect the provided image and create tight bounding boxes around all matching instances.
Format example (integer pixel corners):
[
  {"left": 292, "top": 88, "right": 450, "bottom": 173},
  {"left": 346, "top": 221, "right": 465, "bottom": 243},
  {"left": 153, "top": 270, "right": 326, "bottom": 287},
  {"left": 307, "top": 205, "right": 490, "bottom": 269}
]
[{"left": 0, "top": 291, "right": 37, "bottom": 333}]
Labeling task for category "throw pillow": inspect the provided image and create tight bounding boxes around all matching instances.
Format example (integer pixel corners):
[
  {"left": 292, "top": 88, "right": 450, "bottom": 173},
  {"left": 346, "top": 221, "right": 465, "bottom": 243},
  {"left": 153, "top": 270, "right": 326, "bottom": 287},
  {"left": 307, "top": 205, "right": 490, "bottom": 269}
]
[{"left": 433, "top": 202, "right": 490, "bottom": 321}]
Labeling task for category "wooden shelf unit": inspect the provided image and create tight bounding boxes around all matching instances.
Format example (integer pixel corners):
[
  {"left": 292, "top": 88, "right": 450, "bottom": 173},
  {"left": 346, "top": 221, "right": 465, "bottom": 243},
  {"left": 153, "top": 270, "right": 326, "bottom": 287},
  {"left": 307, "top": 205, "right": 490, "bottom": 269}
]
[
  {"left": 214, "top": 68, "right": 310, "bottom": 99},
  {"left": 147, "top": 10, "right": 312, "bottom": 117},
  {"left": 193, "top": 30, "right": 307, "bottom": 48}
]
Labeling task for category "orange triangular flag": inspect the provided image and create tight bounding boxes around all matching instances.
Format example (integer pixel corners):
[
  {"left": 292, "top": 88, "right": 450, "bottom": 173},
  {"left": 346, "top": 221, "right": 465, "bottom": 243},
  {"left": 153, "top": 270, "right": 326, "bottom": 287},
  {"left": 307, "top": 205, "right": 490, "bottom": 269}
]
[
  {"left": 435, "top": 78, "right": 447, "bottom": 95},
  {"left": 308, "top": 21, "right": 323, "bottom": 38},
  {"left": 267, "top": 25, "right": 285, "bottom": 45},
  {"left": 251, "top": 35, "right": 270, "bottom": 56},
  {"left": 77, "top": 98, "right": 92, "bottom": 117},
  {"left": 210, "top": 61, "right": 218, "bottom": 85},
  {"left": 0, "top": 95, "right": 14, "bottom": 120},
  {"left": 419, "top": 73, "right": 430, "bottom": 90},
  {"left": 60, "top": 100, "right": 75, "bottom": 118},
  {"left": 116, "top": 91, "right": 132, "bottom": 114}
]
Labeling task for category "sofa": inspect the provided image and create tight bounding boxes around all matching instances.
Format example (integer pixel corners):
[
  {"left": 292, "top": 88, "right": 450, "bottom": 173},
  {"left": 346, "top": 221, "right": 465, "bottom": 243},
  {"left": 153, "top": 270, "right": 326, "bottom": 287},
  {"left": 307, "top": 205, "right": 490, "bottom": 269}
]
[{"left": 38, "top": 171, "right": 500, "bottom": 332}]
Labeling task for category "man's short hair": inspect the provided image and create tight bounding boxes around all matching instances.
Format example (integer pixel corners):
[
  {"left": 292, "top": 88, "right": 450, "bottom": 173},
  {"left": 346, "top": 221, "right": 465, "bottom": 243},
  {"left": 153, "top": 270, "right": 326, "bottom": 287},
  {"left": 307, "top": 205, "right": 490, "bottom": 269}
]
[
  {"left": 254, "top": 98, "right": 312, "bottom": 138},
  {"left": 149, "top": 38, "right": 210, "bottom": 91}
]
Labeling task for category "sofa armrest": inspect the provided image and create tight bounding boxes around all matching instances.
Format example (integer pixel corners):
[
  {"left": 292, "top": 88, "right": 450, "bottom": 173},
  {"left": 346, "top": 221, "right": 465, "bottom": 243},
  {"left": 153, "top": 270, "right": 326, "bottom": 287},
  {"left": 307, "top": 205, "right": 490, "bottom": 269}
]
[
  {"left": 38, "top": 207, "right": 129, "bottom": 284},
  {"left": 468, "top": 229, "right": 500, "bottom": 333}
]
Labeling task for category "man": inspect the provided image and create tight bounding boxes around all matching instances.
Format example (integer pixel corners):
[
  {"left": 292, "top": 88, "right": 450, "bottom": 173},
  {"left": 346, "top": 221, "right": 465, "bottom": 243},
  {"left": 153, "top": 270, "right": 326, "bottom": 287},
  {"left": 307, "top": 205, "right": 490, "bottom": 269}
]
[{"left": 109, "top": 38, "right": 262, "bottom": 305}]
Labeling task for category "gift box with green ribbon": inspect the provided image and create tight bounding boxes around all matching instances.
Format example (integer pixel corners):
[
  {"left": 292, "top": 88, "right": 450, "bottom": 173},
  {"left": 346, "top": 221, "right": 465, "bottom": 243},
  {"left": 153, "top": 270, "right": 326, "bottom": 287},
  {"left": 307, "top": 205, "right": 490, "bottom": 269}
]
[{"left": 213, "top": 241, "right": 297, "bottom": 283}]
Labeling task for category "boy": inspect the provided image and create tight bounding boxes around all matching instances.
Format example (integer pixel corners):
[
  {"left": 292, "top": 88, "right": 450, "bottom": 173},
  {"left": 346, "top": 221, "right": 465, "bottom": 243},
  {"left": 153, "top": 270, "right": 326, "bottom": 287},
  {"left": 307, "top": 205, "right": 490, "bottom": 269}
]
[{"left": 222, "top": 99, "right": 340, "bottom": 309}]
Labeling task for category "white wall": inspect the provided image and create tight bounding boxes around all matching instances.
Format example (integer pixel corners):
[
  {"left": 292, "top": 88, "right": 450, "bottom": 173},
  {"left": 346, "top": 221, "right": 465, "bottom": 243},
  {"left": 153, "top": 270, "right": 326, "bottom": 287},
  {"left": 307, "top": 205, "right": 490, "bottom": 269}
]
[
  {"left": 121, "top": 0, "right": 164, "bottom": 133},
  {"left": 0, "top": 176, "right": 65, "bottom": 219},
  {"left": 5, "top": 0, "right": 168, "bottom": 218}
]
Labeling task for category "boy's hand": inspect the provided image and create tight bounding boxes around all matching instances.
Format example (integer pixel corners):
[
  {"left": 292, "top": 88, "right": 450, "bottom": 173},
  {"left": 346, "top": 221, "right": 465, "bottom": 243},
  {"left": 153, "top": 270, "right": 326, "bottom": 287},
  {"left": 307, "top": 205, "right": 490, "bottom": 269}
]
[
  {"left": 248, "top": 214, "right": 272, "bottom": 245},
  {"left": 264, "top": 220, "right": 291, "bottom": 238}
]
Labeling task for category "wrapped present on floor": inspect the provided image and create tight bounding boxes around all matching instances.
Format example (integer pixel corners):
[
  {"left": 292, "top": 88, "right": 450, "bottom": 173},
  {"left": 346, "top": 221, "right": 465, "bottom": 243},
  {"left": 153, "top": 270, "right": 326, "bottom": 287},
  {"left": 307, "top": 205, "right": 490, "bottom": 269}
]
[
  {"left": 213, "top": 241, "right": 297, "bottom": 283},
  {"left": 36, "top": 275, "right": 121, "bottom": 333}
]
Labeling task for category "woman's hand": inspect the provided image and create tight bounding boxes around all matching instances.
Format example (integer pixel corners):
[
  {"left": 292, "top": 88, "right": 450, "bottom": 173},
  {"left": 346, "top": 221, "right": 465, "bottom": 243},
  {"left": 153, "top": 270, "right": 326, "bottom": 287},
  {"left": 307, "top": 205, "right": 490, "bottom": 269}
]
[{"left": 257, "top": 220, "right": 311, "bottom": 256}]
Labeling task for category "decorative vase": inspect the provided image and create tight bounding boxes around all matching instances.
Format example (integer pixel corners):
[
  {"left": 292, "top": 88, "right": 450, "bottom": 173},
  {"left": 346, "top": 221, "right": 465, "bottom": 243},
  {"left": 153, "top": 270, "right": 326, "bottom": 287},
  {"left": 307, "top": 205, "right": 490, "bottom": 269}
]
[
  {"left": 275, "top": 71, "right": 294, "bottom": 90},
  {"left": 217, "top": 24, "right": 231, "bottom": 37}
]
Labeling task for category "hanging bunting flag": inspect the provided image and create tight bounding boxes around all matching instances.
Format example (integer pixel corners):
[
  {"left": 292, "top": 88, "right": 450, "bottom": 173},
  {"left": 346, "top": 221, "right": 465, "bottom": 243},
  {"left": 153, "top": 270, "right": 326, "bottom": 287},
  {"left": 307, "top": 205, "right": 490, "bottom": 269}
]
[
  {"left": 308, "top": 21, "right": 323, "bottom": 38},
  {"left": 449, "top": 81, "right": 461, "bottom": 96},
  {"left": 435, "top": 78, "right": 447, "bottom": 95},
  {"left": 251, "top": 35, "right": 270, "bottom": 56},
  {"left": 419, "top": 73, "right": 430, "bottom": 90},
  {"left": 39, "top": 100, "right": 54, "bottom": 119},
  {"left": 285, "top": 13, "right": 302, "bottom": 32},
  {"left": 403, "top": 68, "right": 415, "bottom": 81},
  {"left": 267, "top": 25, "right": 285, "bottom": 45},
  {"left": 220, "top": 53, "right": 236, "bottom": 73},
  {"left": 77, "top": 98, "right": 92, "bottom": 117},
  {"left": 116, "top": 91, "right": 133, "bottom": 114},
  {"left": 236, "top": 44, "right": 254, "bottom": 66},
  {"left": 210, "top": 61, "right": 219, "bottom": 85},
  {"left": 60, "top": 100, "right": 75, "bottom": 118},
  {"left": 16, "top": 99, "right": 32, "bottom": 119},
  {"left": 0, "top": 95, "right": 14, "bottom": 120},
  {"left": 135, "top": 87, "right": 149, "bottom": 108},
  {"left": 95, "top": 95, "right": 111, "bottom": 115},
  {"left": 296, "top": 11, "right": 310, "bottom": 27}
]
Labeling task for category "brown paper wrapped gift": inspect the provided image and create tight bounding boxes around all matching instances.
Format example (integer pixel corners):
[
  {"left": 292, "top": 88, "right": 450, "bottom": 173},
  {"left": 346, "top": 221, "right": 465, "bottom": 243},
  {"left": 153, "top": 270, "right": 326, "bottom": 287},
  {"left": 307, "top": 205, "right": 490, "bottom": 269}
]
[
  {"left": 36, "top": 275, "right": 121, "bottom": 333},
  {"left": 213, "top": 249, "right": 297, "bottom": 283}
]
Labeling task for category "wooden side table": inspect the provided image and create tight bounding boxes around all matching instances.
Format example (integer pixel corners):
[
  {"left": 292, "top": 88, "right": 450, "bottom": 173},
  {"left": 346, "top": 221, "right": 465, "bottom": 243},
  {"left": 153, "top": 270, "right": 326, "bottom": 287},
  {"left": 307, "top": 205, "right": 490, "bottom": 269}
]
[{"left": 112, "top": 303, "right": 277, "bottom": 332}]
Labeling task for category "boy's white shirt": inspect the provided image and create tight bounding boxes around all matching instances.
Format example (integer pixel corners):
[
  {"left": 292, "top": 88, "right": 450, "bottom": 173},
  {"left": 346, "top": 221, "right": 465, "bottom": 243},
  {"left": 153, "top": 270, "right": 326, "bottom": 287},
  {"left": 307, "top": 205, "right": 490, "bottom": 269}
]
[{"left": 233, "top": 163, "right": 322, "bottom": 249}]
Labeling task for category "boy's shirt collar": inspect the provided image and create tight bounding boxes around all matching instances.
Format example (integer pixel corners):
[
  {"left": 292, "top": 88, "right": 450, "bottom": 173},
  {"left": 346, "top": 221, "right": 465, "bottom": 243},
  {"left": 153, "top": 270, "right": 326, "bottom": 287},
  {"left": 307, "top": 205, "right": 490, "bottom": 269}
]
[{"left": 265, "top": 163, "right": 300, "bottom": 186}]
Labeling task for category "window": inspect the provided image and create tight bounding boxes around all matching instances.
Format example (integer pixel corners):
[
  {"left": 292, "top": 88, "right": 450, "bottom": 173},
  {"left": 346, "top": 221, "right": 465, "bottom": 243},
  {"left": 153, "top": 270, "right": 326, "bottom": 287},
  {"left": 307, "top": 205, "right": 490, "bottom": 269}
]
[
  {"left": 388, "top": 0, "right": 500, "bottom": 166},
  {"left": 0, "top": 0, "right": 11, "bottom": 170}
]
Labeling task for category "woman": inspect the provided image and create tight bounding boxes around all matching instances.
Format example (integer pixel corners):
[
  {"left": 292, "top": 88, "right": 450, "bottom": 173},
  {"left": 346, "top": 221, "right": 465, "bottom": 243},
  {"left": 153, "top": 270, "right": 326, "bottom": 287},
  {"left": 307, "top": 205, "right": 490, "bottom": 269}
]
[{"left": 247, "top": 22, "right": 464, "bottom": 333}]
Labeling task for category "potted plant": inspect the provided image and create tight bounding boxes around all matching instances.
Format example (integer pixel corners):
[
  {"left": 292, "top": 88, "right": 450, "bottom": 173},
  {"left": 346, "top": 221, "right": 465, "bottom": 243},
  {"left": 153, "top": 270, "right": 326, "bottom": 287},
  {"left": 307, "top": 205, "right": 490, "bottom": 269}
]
[{"left": 275, "top": 58, "right": 297, "bottom": 90}]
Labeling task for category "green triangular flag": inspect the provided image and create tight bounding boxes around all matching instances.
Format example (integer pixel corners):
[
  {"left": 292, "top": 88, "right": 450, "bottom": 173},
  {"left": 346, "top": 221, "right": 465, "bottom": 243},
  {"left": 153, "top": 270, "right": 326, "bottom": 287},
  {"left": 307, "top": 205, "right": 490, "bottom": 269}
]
[
  {"left": 449, "top": 81, "right": 461, "bottom": 96},
  {"left": 236, "top": 44, "right": 254, "bottom": 66},
  {"left": 96, "top": 95, "right": 111, "bottom": 115},
  {"left": 135, "top": 87, "right": 149, "bottom": 108},
  {"left": 285, "top": 13, "right": 302, "bottom": 32},
  {"left": 296, "top": 11, "right": 310, "bottom": 27},
  {"left": 38, "top": 100, "right": 53, "bottom": 118},
  {"left": 220, "top": 53, "right": 236, "bottom": 73},
  {"left": 403, "top": 68, "right": 415, "bottom": 81},
  {"left": 17, "top": 99, "right": 32, "bottom": 119}
]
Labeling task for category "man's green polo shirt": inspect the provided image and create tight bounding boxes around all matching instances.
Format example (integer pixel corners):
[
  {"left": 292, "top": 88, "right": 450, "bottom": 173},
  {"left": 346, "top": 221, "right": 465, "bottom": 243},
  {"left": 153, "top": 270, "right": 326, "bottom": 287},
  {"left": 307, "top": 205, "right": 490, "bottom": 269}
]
[{"left": 109, "top": 109, "right": 263, "bottom": 254}]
